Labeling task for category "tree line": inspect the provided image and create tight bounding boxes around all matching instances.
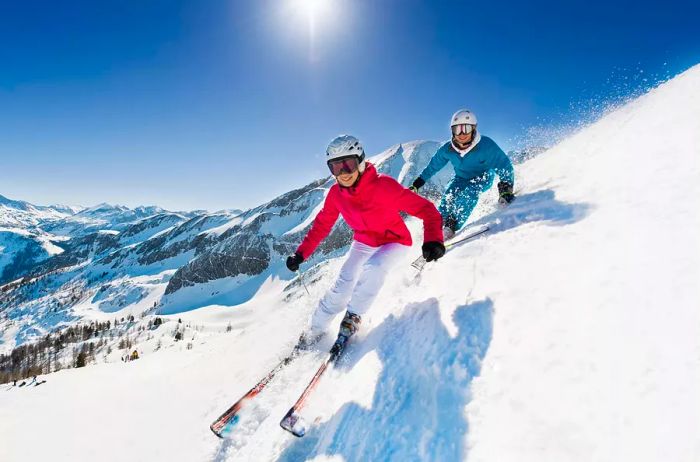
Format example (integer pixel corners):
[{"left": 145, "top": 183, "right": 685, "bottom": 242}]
[{"left": 0, "top": 316, "right": 164, "bottom": 384}]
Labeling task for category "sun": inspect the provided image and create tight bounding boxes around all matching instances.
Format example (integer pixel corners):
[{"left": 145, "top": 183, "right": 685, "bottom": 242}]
[
  {"left": 276, "top": 0, "right": 345, "bottom": 61},
  {"left": 288, "top": 0, "right": 333, "bottom": 40},
  {"left": 292, "top": 0, "right": 331, "bottom": 21}
]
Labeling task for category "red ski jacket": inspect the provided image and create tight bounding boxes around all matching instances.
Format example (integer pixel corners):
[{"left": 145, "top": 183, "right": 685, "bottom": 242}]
[{"left": 296, "top": 163, "right": 443, "bottom": 259}]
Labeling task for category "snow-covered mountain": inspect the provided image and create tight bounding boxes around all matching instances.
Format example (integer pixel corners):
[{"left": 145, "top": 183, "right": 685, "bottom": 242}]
[
  {"left": 1, "top": 65, "right": 699, "bottom": 461},
  {"left": 44, "top": 203, "right": 175, "bottom": 236},
  {"left": 0, "top": 194, "right": 82, "bottom": 229},
  {"left": 0, "top": 192, "right": 225, "bottom": 286},
  {"left": 0, "top": 195, "right": 75, "bottom": 284},
  {"left": 0, "top": 228, "right": 66, "bottom": 284}
]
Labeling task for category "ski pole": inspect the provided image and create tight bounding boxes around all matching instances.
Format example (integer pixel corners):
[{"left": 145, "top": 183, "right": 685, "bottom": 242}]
[{"left": 298, "top": 269, "right": 311, "bottom": 296}]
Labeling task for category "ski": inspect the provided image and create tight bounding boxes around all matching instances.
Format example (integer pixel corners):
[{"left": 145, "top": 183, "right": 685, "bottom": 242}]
[
  {"left": 445, "top": 223, "right": 490, "bottom": 249},
  {"left": 279, "top": 336, "right": 350, "bottom": 437},
  {"left": 411, "top": 224, "right": 490, "bottom": 271},
  {"left": 210, "top": 351, "right": 299, "bottom": 438}
]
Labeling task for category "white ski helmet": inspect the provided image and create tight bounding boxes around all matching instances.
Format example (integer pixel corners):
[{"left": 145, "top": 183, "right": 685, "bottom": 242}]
[
  {"left": 450, "top": 109, "right": 478, "bottom": 128},
  {"left": 326, "top": 134, "right": 366, "bottom": 172}
]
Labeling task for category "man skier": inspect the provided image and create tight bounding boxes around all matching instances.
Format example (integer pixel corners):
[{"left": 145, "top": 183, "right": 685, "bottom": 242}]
[
  {"left": 410, "top": 109, "right": 515, "bottom": 239},
  {"left": 286, "top": 135, "right": 445, "bottom": 349}
]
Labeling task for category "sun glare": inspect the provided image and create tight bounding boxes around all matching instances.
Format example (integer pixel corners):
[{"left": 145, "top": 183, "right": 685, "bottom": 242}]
[
  {"left": 280, "top": 0, "right": 343, "bottom": 61},
  {"left": 294, "top": 0, "right": 331, "bottom": 21}
]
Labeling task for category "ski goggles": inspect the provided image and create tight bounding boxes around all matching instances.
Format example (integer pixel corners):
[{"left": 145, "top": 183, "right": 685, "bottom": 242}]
[
  {"left": 451, "top": 124, "right": 475, "bottom": 136},
  {"left": 327, "top": 156, "right": 360, "bottom": 176}
]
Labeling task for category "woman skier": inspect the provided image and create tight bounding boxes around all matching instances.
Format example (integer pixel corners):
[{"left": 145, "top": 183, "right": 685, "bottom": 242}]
[
  {"left": 410, "top": 109, "right": 515, "bottom": 239},
  {"left": 286, "top": 135, "right": 445, "bottom": 349}
]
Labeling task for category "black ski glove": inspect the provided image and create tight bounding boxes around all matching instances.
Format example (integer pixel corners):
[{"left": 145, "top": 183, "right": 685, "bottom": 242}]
[
  {"left": 286, "top": 252, "right": 304, "bottom": 272},
  {"left": 497, "top": 181, "right": 515, "bottom": 205},
  {"left": 422, "top": 241, "right": 446, "bottom": 262},
  {"left": 409, "top": 177, "right": 425, "bottom": 193}
]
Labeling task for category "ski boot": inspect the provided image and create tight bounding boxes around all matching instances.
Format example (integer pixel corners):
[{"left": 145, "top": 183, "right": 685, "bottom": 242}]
[
  {"left": 442, "top": 216, "right": 458, "bottom": 241},
  {"left": 330, "top": 311, "right": 361, "bottom": 357}
]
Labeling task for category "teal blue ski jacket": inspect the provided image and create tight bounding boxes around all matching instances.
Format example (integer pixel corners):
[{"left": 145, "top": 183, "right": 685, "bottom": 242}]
[{"left": 418, "top": 135, "right": 514, "bottom": 187}]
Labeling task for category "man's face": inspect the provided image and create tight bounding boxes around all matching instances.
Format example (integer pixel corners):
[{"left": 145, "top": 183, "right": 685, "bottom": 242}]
[
  {"left": 454, "top": 131, "right": 474, "bottom": 145},
  {"left": 451, "top": 123, "right": 475, "bottom": 147}
]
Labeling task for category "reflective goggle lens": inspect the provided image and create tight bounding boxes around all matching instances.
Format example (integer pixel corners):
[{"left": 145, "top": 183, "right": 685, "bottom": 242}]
[
  {"left": 327, "top": 157, "right": 360, "bottom": 176},
  {"left": 451, "top": 124, "right": 474, "bottom": 136}
]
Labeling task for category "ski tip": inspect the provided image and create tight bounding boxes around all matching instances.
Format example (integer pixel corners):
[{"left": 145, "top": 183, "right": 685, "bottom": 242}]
[
  {"left": 210, "top": 413, "right": 239, "bottom": 439},
  {"left": 280, "top": 410, "right": 307, "bottom": 437},
  {"left": 210, "top": 425, "right": 224, "bottom": 439}
]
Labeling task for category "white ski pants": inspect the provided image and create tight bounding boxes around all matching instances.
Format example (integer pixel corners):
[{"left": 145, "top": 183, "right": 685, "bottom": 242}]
[{"left": 310, "top": 240, "right": 408, "bottom": 332}]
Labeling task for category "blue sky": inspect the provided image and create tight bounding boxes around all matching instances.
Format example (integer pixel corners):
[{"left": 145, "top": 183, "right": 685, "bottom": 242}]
[{"left": 1, "top": 0, "right": 698, "bottom": 211}]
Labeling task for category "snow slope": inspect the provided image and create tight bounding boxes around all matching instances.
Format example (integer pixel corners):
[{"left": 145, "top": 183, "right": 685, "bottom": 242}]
[
  {"left": 1, "top": 65, "right": 699, "bottom": 462},
  {"left": 0, "top": 228, "right": 67, "bottom": 284},
  {"left": 463, "top": 65, "right": 700, "bottom": 462}
]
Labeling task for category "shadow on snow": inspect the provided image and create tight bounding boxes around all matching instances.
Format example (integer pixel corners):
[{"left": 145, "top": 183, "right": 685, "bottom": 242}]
[
  {"left": 278, "top": 298, "right": 494, "bottom": 461},
  {"left": 471, "top": 188, "right": 591, "bottom": 237}
]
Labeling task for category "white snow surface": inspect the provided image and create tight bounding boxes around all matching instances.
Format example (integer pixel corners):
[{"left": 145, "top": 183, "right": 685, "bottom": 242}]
[{"left": 1, "top": 66, "right": 699, "bottom": 462}]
